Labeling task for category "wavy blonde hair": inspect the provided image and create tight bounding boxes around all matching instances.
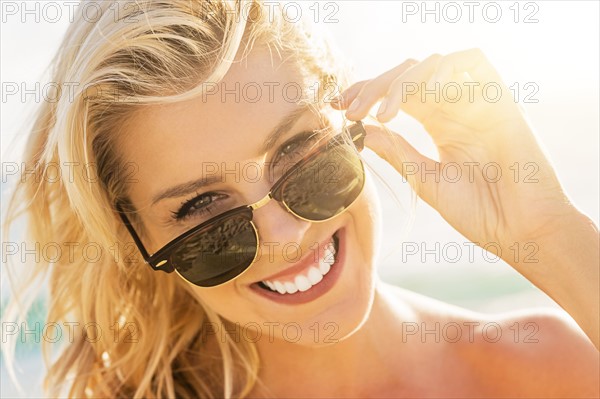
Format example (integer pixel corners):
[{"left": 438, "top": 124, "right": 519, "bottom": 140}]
[{"left": 2, "top": 1, "right": 345, "bottom": 397}]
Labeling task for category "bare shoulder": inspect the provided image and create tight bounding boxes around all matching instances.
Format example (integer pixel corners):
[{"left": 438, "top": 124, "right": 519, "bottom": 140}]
[
  {"left": 482, "top": 307, "right": 599, "bottom": 398},
  {"left": 382, "top": 284, "right": 600, "bottom": 398}
]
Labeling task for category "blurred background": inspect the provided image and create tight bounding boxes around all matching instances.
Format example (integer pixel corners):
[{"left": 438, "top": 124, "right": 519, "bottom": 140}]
[{"left": 1, "top": 1, "right": 598, "bottom": 396}]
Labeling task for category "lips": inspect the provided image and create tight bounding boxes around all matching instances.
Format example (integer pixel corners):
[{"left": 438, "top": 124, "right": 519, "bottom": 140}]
[
  {"left": 259, "top": 236, "right": 337, "bottom": 294},
  {"left": 249, "top": 229, "right": 345, "bottom": 305}
]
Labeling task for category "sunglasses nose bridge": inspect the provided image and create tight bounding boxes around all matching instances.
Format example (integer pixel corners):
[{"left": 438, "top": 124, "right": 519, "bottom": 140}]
[
  {"left": 250, "top": 194, "right": 312, "bottom": 249},
  {"left": 249, "top": 192, "right": 273, "bottom": 211}
]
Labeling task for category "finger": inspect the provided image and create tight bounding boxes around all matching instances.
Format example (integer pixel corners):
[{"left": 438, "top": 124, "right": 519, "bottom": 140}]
[
  {"left": 375, "top": 54, "right": 443, "bottom": 123},
  {"left": 341, "top": 59, "right": 419, "bottom": 119},
  {"left": 430, "top": 48, "right": 503, "bottom": 87},
  {"left": 363, "top": 124, "right": 439, "bottom": 207},
  {"left": 332, "top": 59, "right": 419, "bottom": 110},
  {"left": 330, "top": 80, "right": 369, "bottom": 109}
]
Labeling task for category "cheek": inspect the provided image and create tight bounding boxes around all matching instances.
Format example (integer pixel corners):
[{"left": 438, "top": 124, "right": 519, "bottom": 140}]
[
  {"left": 188, "top": 282, "right": 267, "bottom": 328},
  {"left": 189, "top": 284, "right": 241, "bottom": 322},
  {"left": 353, "top": 172, "right": 382, "bottom": 264}
]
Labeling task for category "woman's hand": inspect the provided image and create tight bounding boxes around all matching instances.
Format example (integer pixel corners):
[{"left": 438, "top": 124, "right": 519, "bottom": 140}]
[
  {"left": 334, "top": 49, "right": 574, "bottom": 258},
  {"left": 333, "top": 48, "right": 599, "bottom": 349}
]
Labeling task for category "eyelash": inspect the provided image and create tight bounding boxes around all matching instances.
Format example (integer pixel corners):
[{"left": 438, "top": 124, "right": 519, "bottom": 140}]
[
  {"left": 171, "top": 192, "right": 224, "bottom": 222},
  {"left": 271, "top": 130, "right": 323, "bottom": 166},
  {"left": 171, "top": 129, "right": 328, "bottom": 222}
]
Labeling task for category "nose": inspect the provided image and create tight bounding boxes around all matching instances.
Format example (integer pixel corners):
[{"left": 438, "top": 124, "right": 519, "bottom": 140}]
[{"left": 251, "top": 195, "right": 312, "bottom": 264}]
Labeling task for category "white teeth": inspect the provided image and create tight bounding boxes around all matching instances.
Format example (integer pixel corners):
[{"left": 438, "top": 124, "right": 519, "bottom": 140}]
[
  {"left": 274, "top": 281, "right": 286, "bottom": 295},
  {"left": 307, "top": 267, "right": 323, "bottom": 285},
  {"left": 326, "top": 242, "right": 337, "bottom": 255},
  {"left": 294, "top": 275, "right": 312, "bottom": 292},
  {"left": 318, "top": 244, "right": 335, "bottom": 274},
  {"left": 318, "top": 260, "right": 331, "bottom": 275},
  {"left": 323, "top": 247, "right": 335, "bottom": 265},
  {"left": 284, "top": 281, "right": 298, "bottom": 294},
  {"left": 261, "top": 235, "right": 338, "bottom": 295}
]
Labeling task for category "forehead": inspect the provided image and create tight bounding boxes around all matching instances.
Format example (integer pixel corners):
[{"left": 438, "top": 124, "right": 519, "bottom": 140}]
[{"left": 120, "top": 49, "right": 307, "bottom": 204}]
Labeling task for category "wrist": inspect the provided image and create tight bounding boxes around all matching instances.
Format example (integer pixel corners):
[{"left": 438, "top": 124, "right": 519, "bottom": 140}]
[
  {"left": 514, "top": 210, "right": 599, "bottom": 348},
  {"left": 537, "top": 210, "right": 597, "bottom": 265},
  {"left": 510, "top": 208, "right": 597, "bottom": 273}
]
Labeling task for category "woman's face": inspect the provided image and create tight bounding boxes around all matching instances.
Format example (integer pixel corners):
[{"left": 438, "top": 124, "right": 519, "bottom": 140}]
[{"left": 121, "top": 49, "right": 382, "bottom": 346}]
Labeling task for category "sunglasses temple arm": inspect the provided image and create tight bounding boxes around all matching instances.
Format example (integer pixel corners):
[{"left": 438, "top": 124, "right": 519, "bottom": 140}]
[
  {"left": 115, "top": 203, "right": 152, "bottom": 262},
  {"left": 348, "top": 121, "right": 366, "bottom": 151}
]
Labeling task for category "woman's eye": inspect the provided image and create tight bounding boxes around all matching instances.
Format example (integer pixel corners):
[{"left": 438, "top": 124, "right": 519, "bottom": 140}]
[
  {"left": 273, "top": 132, "right": 319, "bottom": 165},
  {"left": 172, "top": 192, "right": 224, "bottom": 221},
  {"left": 279, "top": 141, "right": 302, "bottom": 157}
]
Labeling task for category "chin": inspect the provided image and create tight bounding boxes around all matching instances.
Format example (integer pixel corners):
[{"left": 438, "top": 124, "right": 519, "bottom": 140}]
[
  {"left": 263, "top": 226, "right": 377, "bottom": 348},
  {"left": 249, "top": 273, "right": 376, "bottom": 349},
  {"left": 296, "top": 276, "right": 376, "bottom": 348}
]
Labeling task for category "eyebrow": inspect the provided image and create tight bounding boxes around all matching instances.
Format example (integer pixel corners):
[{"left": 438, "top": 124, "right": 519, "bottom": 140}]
[{"left": 150, "top": 105, "right": 312, "bottom": 206}]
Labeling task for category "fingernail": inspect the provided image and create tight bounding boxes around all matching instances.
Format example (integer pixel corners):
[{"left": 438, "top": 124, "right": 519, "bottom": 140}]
[
  {"left": 348, "top": 99, "right": 360, "bottom": 113},
  {"left": 330, "top": 95, "right": 342, "bottom": 106},
  {"left": 377, "top": 99, "right": 388, "bottom": 116}
]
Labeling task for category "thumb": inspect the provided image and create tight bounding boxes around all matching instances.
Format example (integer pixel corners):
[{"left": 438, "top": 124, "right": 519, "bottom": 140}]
[{"left": 363, "top": 124, "right": 440, "bottom": 207}]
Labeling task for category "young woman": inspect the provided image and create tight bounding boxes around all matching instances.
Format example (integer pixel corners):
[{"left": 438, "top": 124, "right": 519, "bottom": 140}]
[{"left": 3, "top": 1, "right": 598, "bottom": 397}]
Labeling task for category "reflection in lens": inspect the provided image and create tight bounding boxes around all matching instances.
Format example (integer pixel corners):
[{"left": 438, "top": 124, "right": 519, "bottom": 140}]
[
  {"left": 281, "top": 141, "right": 364, "bottom": 220},
  {"left": 171, "top": 213, "right": 257, "bottom": 287}
]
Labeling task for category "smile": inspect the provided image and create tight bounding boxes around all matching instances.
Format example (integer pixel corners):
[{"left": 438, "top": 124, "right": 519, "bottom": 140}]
[
  {"left": 259, "top": 236, "right": 337, "bottom": 294},
  {"left": 250, "top": 228, "right": 345, "bottom": 305}
]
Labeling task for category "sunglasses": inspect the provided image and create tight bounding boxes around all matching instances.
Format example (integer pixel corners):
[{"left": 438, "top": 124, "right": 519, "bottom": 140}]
[{"left": 117, "top": 120, "right": 367, "bottom": 287}]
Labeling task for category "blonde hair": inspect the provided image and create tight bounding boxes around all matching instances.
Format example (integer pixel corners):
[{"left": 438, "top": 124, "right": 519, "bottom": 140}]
[{"left": 2, "top": 1, "right": 345, "bottom": 397}]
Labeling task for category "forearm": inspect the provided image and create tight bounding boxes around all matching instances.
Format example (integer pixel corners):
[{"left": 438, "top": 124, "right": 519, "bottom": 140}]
[{"left": 510, "top": 212, "right": 599, "bottom": 349}]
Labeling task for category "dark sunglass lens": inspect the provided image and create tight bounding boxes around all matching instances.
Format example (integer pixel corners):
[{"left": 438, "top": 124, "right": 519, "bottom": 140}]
[
  {"left": 170, "top": 213, "right": 257, "bottom": 287},
  {"left": 281, "top": 140, "right": 364, "bottom": 220}
]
